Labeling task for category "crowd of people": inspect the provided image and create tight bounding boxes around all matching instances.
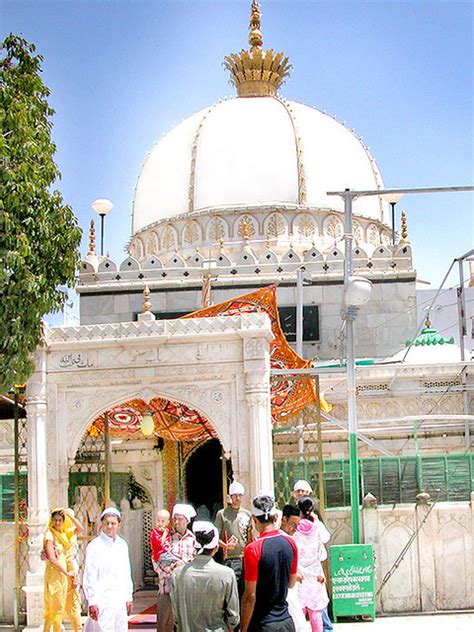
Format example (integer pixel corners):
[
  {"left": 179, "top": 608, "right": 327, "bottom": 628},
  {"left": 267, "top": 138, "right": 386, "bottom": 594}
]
[{"left": 41, "top": 479, "right": 333, "bottom": 632}]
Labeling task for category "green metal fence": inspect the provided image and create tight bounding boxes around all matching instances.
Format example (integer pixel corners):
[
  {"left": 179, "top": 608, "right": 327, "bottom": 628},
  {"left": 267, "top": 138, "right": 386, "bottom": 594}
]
[{"left": 274, "top": 454, "right": 474, "bottom": 508}]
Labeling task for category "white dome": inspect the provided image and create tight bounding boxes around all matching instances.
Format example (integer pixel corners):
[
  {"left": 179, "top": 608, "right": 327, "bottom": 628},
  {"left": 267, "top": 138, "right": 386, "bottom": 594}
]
[{"left": 132, "top": 96, "right": 386, "bottom": 234}]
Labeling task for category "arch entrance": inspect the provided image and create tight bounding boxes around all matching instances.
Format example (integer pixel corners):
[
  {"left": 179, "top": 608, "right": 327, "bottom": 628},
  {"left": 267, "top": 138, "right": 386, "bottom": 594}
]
[
  {"left": 23, "top": 312, "right": 274, "bottom": 626},
  {"left": 69, "top": 394, "right": 226, "bottom": 591}
]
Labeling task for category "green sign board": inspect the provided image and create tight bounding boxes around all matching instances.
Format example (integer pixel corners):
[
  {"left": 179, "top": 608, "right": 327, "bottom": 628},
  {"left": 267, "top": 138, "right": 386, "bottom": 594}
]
[{"left": 330, "top": 544, "right": 376, "bottom": 621}]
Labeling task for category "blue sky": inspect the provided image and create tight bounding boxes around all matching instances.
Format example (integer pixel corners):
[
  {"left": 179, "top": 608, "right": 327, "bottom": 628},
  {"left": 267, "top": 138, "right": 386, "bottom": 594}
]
[{"left": 2, "top": 0, "right": 473, "bottom": 291}]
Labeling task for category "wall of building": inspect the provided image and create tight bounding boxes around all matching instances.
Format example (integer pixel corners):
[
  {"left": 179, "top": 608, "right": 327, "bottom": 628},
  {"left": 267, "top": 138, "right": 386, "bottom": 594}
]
[
  {"left": 327, "top": 494, "right": 474, "bottom": 613},
  {"left": 79, "top": 277, "right": 417, "bottom": 361}
]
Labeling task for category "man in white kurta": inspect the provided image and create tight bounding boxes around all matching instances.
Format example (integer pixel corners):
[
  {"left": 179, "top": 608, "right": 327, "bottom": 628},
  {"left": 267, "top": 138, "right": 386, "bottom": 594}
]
[{"left": 83, "top": 507, "right": 133, "bottom": 632}]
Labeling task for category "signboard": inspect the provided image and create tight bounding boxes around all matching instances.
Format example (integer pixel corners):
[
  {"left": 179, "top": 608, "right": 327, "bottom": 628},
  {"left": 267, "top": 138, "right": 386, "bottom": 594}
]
[{"left": 330, "top": 544, "right": 376, "bottom": 621}]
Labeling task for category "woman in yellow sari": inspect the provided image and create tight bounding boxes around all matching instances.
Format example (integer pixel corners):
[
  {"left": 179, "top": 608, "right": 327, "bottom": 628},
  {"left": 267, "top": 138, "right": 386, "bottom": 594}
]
[{"left": 43, "top": 507, "right": 84, "bottom": 632}]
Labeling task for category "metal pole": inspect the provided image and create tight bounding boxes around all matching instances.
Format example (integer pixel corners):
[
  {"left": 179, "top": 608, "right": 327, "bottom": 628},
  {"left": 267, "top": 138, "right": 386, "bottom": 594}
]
[
  {"left": 13, "top": 389, "right": 20, "bottom": 631},
  {"left": 315, "top": 376, "right": 325, "bottom": 518},
  {"left": 457, "top": 259, "right": 471, "bottom": 449},
  {"left": 390, "top": 202, "right": 396, "bottom": 245},
  {"left": 100, "top": 213, "right": 105, "bottom": 256},
  {"left": 343, "top": 191, "right": 361, "bottom": 544},
  {"left": 104, "top": 413, "right": 111, "bottom": 506},
  {"left": 296, "top": 268, "right": 303, "bottom": 358},
  {"left": 221, "top": 449, "right": 228, "bottom": 509}
]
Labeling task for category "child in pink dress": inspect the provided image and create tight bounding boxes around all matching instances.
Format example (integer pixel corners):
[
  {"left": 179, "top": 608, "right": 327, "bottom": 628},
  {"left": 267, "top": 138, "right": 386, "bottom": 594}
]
[{"left": 294, "top": 497, "right": 329, "bottom": 632}]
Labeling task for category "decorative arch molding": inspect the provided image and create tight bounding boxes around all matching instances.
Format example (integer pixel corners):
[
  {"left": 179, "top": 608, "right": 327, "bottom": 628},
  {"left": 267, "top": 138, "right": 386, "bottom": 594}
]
[
  {"left": 66, "top": 382, "right": 232, "bottom": 462},
  {"left": 264, "top": 212, "right": 287, "bottom": 240},
  {"left": 292, "top": 213, "right": 318, "bottom": 239},
  {"left": 145, "top": 231, "right": 160, "bottom": 255},
  {"left": 206, "top": 216, "right": 229, "bottom": 242}
]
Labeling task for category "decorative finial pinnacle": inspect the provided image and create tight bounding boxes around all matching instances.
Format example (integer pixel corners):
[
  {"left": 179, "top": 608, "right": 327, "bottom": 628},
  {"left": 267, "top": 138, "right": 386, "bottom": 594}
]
[
  {"left": 142, "top": 284, "right": 152, "bottom": 313},
  {"left": 249, "top": 1, "right": 263, "bottom": 50},
  {"left": 88, "top": 220, "right": 95, "bottom": 255},
  {"left": 424, "top": 315, "right": 432, "bottom": 329},
  {"left": 242, "top": 218, "right": 250, "bottom": 242},
  {"left": 219, "top": 237, "right": 225, "bottom": 252},
  {"left": 223, "top": 0, "right": 291, "bottom": 97},
  {"left": 400, "top": 210, "right": 409, "bottom": 243}
]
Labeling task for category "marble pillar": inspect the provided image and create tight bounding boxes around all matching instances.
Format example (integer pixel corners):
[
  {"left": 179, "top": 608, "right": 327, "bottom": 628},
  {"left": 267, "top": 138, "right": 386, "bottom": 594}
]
[{"left": 23, "top": 348, "right": 50, "bottom": 629}]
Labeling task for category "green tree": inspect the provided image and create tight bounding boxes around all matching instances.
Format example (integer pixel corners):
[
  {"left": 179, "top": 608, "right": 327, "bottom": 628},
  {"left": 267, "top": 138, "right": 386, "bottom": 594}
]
[{"left": 0, "top": 34, "right": 82, "bottom": 390}]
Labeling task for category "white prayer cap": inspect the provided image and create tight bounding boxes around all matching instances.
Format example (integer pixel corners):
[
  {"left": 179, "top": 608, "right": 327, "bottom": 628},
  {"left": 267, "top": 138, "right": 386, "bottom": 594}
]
[
  {"left": 172, "top": 504, "right": 196, "bottom": 522},
  {"left": 229, "top": 481, "right": 245, "bottom": 496},
  {"left": 293, "top": 479, "right": 312, "bottom": 493},
  {"left": 100, "top": 507, "right": 121, "bottom": 521},
  {"left": 192, "top": 521, "right": 219, "bottom": 551},
  {"left": 251, "top": 492, "right": 279, "bottom": 519}
]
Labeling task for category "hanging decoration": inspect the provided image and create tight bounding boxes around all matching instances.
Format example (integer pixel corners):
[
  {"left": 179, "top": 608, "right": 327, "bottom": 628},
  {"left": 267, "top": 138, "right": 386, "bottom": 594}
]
[
  {"left": 88, "top": 398, "right": 216, "bottom": 442},
  {"left": 182, "top": 285, "right": 331, "bottom": 423},
  {"left": 87, "top": 285, "right": 330, "bottom": 440}
]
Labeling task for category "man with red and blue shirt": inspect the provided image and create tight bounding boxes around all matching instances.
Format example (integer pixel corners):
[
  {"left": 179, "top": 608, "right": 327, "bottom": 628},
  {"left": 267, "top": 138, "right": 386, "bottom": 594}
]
[{"left": 241, "top": 493, "right": 298, "bottom": 632}]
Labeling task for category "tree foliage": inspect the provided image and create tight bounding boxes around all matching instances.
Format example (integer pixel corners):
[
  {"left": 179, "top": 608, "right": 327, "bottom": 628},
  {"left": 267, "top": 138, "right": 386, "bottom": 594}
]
[{"left": 0, "top": 34, "right": 82, "bottom": 390}]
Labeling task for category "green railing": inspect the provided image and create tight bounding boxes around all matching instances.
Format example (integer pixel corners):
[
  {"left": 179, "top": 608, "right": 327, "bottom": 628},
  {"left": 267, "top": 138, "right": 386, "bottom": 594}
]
[
  {"left": 274, "top": 454, "right": 474, "bottom": 508},
  {"left": 0, "top": 473, "right": 27, "bottom": 521}
]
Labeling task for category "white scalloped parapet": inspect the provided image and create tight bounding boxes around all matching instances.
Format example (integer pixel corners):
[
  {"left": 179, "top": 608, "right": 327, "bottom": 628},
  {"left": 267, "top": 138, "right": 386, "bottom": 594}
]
[{"left": 46, "top": 313, "right": 273, "bottom": 345}]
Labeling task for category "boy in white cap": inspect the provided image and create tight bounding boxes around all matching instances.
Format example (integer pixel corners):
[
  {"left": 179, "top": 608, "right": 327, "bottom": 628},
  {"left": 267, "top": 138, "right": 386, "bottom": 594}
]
[
  {"left": 83, "top": 507, "right": 133, "bottom": 632},
  {"left": 170, "top": 521, "right": 240, "bottom": 631},
  {"left": 215, "top": 481, "right": 252, "bottom": 600},
  {"left": 156, "top": 503, "right": 197, "bottom": 632}
]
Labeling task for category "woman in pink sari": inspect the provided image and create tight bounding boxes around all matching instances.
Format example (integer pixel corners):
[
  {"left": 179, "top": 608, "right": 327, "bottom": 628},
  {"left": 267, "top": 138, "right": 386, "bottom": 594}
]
[{"left": 293, "top": 496, "right": 329, "bottom": 632}]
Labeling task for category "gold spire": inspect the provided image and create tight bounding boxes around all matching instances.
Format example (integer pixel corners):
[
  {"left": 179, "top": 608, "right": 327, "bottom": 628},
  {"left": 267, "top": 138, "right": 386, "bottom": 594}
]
[
  {"left": 88, "top": 220, "right": 95, "bottom": 255},
  {"left": 249, "top": 0, "right": 263, "bottom": 50},
  {"left": 424, "top": 315, "right": 432, "bottom": 329},
  {"left": 223, "top": 1, "right": 292, "bottom": 97},
  {"left": 142, "top": 284, "right": 152, "bottom": 313},
  {"left": 400, "top": 210, "right": 409, "bottom": 243}
]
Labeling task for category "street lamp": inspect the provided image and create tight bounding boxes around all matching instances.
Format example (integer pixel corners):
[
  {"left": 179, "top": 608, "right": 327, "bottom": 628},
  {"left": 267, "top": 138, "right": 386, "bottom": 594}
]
[
  {"left": 327, "top": 184, "right": 473, "bottom": 543},
  {"left": 382, "top": 193, "right": 403, "bottom": 245},
  {"left": 327, "top": 186, "right": 474, "bottom": 544},
  {"left": 342, "top": 275, "right": 372, "bottom": 544},
  {"left": 91, "top": 198, "right": 113, "bottom": 256}
]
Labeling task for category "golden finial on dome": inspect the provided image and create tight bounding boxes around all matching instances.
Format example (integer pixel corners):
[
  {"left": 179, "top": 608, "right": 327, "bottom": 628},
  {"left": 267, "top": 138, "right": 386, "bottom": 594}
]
[
  {"left": 400, "top": 210, "right": 409, "bottom": 243},
  {"left": 223, "top": 0, "right": 292, "bottom": 97},
  {"left": 87, "top": 220, "right": 96, "bottom": 255},
  {"left": 424, "top": 315, "right": 432, "bottom": 329},
  {"left": 249, "top": 0, "right": 263, "bottom": 50},
  {"left": 142, "top": 284, "right": 152, "bottom": 313}
]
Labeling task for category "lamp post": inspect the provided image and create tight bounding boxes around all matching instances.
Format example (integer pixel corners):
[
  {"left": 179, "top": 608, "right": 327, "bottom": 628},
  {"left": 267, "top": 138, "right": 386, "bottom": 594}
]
[
  {"left": 381, "top": 193, "right": 403, "bottom": 245},
  {"left": 91, "top": 198, "right": 113, "bottom": 256},
  {"left": 339, "top": 190, "right": 373, "bottom": 543},
  {"left": 327, "top": 184, "right": 473, "bottom": 543}
]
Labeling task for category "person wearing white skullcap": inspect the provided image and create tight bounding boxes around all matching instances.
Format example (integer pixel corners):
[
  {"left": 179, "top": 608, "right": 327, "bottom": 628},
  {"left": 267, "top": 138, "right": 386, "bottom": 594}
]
[
  {"left": 170, "top": 521, "right": 239, "bottom": 631},
  {"left": 215, "top": 481, "right": 252, "bottom": 601},
  {"left": 156, "top": 503, "right": 197, "bottom": 632},
  {"left": 83, "top": 506, "right": 134, "bottom": 632},
  {"left": 293, "top": 480, "right": 313, "bottom": 501}
]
